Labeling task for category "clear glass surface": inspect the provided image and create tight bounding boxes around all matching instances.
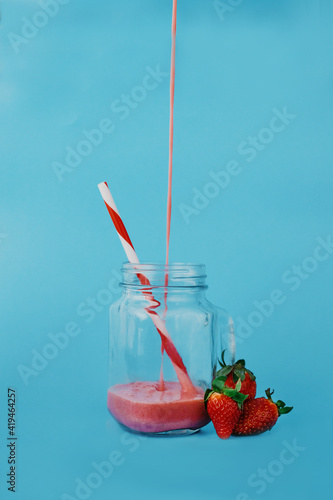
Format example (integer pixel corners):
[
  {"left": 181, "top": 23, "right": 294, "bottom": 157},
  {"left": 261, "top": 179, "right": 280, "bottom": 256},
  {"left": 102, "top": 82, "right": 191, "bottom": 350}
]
[{"left": 107, "top": 263, "right": 233, "bottom": 436}]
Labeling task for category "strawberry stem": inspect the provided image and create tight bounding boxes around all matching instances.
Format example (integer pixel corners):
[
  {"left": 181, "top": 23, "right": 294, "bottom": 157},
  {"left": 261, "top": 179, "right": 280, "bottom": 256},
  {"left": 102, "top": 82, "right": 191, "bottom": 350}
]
[{"left": 265, "top": 388, "right": 293, "bottom": 416}]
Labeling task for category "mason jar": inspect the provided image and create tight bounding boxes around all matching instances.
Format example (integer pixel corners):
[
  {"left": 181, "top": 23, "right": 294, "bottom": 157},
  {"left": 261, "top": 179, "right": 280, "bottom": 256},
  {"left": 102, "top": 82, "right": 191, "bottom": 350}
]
[{"left": 107, "top": 263, "right": 233, "bottom": 436}]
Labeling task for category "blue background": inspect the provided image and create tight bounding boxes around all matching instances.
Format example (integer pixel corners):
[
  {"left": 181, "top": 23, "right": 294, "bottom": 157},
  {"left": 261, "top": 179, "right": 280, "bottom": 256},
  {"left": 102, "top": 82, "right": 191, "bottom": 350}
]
[{"left": 1, "top": 0, "right": 332, "bottom": 499}]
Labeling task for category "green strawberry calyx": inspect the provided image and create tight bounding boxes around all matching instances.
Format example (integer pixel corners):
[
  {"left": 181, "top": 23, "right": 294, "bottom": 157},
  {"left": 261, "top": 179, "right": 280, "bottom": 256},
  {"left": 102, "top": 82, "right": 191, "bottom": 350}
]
[
  {"left": 216, "top": 349, "right": 256, "bottom": 384},
  {"left": 204, "top": 376, "right": 248, "bottom": 410},
  {"left": 265, "top": 388, "right": 293, "bottom": 416}
]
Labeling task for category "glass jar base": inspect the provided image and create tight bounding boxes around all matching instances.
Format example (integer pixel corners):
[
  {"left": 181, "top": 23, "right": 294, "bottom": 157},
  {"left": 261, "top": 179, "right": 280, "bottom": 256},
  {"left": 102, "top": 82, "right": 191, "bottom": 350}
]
[{"left": 118, "top": 422, "right": 201, "bottom": 437}]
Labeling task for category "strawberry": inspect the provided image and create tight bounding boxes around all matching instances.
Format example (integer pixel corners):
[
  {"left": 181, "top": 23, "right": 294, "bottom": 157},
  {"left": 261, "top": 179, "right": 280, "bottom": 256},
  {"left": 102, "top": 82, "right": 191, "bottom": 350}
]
[
  {"left": 232, "top": 389, "right": 293, "bottom": 436},
  {"left": 204, "top": 377, "right": 248, "bottom": 439},
  {"left": 216, "top": 350, "right": 257, "bottom": 400}
]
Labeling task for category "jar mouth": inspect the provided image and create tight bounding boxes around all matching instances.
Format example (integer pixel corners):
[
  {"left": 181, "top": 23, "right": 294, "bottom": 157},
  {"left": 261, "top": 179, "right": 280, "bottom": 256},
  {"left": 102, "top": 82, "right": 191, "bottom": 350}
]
[{"left": 121, "top": 262, "right": 207, "bottom": 289}]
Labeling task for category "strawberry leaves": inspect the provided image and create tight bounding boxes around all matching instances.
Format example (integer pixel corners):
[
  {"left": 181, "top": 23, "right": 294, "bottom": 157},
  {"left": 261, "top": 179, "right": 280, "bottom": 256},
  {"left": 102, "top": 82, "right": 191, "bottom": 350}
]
[
  {"left": 212, "top": 376, "right": 227, "bottom": 392},
  {"left": 205, "top": 376, "right": 248, "bottom": 409},
  {"left": 276, "top": 400, "right": 293, "bottom": 415},
  {"left": 216, "top": 350, "right": 256, "bottom": 382}
]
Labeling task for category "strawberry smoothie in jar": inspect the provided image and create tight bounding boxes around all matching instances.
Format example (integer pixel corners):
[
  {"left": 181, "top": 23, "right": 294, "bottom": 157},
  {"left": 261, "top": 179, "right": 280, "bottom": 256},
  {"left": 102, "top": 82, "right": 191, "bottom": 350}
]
[{"left": 107, "top": 263, "right": 233, "bottom": 436}]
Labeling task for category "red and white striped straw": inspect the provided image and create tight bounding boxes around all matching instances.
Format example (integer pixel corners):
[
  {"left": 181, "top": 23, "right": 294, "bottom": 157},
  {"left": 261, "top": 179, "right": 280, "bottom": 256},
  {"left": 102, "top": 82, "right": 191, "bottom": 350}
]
[
  {"left": 98, "top": 182, "right": 139, "bottom": 264},
  {"left": 98, "top": 181, "right": 196, "bottom": 395}
]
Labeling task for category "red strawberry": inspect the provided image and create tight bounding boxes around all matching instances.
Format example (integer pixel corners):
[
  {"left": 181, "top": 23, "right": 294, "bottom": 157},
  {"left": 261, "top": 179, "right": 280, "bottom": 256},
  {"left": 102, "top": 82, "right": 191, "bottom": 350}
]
[
  {"left": 205, "top": 377, "right": 248, "bottom": 439},
  {"left": 216, "top": 351, "right": 257, "bottom": 400},
  {"left": 232, "top": 389, "right": 293, "bottom": 436}
]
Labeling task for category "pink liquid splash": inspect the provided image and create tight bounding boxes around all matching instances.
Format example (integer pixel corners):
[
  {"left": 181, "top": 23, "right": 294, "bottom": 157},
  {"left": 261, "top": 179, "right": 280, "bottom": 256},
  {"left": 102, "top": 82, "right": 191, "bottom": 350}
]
[{"left": 108, "top": 382, "right": 209, "bottom": 433}]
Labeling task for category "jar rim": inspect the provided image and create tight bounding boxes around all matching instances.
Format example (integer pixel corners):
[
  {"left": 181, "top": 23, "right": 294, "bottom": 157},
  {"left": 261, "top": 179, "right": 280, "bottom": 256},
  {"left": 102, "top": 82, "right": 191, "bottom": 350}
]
[
  {"left": 121, "top": 262, "right": 207, "bottom": 288},
  {"left": 122, "top": 262, "right": 206, "bottom": 276},
  {"left": 122, "top": 261, "right": 205, "bottom": 270}
]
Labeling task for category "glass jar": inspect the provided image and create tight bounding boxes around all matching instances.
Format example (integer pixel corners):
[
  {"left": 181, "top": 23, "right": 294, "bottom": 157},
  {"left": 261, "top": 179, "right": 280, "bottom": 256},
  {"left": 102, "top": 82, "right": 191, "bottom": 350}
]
[{"left": 107, "top": 263, "right": 234, "bottom": 436}]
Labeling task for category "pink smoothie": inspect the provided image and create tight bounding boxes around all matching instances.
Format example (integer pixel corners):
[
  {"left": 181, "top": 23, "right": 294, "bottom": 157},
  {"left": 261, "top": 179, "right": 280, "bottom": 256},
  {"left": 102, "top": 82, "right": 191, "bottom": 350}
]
[{"left": 107, "top": 381, "right": 210, "bottom": 433}]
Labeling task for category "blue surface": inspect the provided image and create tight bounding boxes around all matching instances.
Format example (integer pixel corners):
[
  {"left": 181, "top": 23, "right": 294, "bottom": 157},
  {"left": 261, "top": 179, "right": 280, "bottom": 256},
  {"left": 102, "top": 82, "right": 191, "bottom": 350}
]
[{"left": 1, "top": 1, "right": 333, "bottom": 499}]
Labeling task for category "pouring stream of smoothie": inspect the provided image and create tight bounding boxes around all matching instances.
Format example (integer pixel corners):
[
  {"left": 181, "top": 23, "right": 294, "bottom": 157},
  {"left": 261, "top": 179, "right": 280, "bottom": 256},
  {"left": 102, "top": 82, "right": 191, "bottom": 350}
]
[
  {"left": 160, "top": 0, "right": 178, "bottom": 389},
  {"left": 104, "top": 0, "right": 213, "bottom": 432},
  {"left": 165, "top": 0, "right": 177, "bottom": 265}
]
